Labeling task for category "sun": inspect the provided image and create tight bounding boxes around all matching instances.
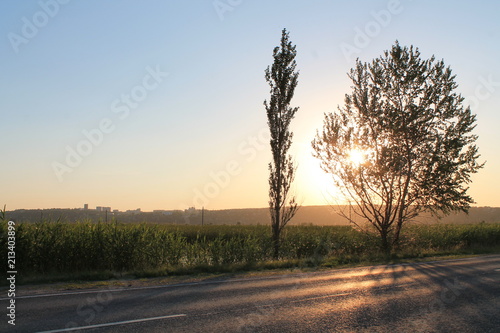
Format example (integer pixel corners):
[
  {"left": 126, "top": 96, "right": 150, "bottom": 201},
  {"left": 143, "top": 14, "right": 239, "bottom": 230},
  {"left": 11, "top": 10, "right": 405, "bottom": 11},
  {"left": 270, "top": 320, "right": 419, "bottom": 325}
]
[{"left": 348, "top": 149, "right": 366, "bottom": 165}]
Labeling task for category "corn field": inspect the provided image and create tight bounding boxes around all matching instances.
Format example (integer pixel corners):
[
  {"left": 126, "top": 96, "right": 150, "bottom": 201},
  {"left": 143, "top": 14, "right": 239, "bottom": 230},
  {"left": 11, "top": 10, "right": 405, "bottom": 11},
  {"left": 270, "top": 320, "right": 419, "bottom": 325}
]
[{"left": 1, "top": 220, "right": 499, "bottom": 281}]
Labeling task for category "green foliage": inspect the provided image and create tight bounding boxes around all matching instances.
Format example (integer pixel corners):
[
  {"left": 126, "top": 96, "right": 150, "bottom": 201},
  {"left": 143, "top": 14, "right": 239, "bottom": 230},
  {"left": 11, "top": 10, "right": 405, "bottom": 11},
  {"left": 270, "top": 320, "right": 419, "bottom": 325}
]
[
  {"left": 2, "top": 220, "right": 499, "bottom": 283},
  {"left": 398, "top": 223, "right": 500, "bottom": 255},
  {"left": 312, "top": 42, "right": 484, "bottom": 253},
  {"left": 265, "top": 28, "right": 300, "bottom": 258}
]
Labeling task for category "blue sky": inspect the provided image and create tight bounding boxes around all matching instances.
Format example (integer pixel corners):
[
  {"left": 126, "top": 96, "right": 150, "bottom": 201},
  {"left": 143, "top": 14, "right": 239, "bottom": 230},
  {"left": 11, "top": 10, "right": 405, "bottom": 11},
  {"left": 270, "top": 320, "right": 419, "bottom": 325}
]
[{"left": 1, "top": 0, "right": 499, "bottom": 211}]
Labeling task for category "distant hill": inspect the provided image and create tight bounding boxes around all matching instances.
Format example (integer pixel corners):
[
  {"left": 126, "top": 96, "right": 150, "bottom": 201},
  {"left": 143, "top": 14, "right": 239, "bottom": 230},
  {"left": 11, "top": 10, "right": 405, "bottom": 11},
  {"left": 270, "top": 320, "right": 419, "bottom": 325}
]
[{"left": 6, "top": 206, "right": 500, "bottom": 225}]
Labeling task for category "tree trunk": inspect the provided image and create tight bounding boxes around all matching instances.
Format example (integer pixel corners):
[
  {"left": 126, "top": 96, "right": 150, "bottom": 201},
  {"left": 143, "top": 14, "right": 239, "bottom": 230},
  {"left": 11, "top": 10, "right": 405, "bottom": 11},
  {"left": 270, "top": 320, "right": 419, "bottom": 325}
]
[
  {"left": 272, "top": 205, "right": 280, "bottom": 259},
  {"left": 380, "top": 227, "right": 392, "bottom": 258},
  {"left": 272, "top": 224, "right": 280, "bottom": 259},
  {"left": 392, "top": 220, "right": 403, "bottom": 251}
]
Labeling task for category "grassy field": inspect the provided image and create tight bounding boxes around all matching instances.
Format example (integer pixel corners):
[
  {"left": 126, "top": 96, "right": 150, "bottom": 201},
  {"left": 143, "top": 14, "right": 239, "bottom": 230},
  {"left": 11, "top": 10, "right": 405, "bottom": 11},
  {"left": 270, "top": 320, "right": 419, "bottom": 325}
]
[{"left": 1, "top": 220, "right": 500, "bottom": 284}]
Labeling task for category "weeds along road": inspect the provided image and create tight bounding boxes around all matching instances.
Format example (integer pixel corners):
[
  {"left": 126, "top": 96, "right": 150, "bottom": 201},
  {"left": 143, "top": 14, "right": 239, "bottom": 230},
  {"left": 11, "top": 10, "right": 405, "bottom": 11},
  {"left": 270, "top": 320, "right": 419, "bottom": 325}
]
[{"left": 4, "top": 255, "right": 500, "bottom": 333}]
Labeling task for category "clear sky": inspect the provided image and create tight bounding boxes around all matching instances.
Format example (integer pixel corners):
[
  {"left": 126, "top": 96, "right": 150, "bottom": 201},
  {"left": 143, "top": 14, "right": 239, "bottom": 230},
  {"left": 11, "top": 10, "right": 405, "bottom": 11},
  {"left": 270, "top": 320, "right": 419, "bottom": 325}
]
[{"left": 1, "top": 0, "right": 499, "bottom": 211}]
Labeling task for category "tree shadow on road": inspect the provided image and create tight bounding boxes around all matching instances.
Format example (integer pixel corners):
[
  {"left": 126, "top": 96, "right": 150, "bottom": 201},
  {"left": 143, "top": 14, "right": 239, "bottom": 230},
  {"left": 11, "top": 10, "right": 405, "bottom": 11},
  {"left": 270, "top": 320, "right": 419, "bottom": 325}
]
[{"left": 347, "top": 255, "right": 500, "bottom": 332}]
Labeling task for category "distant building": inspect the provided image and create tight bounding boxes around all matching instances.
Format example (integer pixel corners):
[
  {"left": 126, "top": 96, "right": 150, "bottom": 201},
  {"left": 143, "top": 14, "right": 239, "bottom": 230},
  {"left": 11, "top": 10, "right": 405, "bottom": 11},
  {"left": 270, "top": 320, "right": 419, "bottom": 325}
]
[
  {"left": 153, "top": 210, "right": 173, "bottom": 215},
  {"left": 126, "top": 208, "right": 141, "bottom": 215},
  {"left": 96, "top": 206, "right": 111, "bottom": 212},
  {"left": 84, "top": 204, "right": 88, "bottom": 210},
  {"left": 185, "top": 207, "right": 197, "bottom": 214}
]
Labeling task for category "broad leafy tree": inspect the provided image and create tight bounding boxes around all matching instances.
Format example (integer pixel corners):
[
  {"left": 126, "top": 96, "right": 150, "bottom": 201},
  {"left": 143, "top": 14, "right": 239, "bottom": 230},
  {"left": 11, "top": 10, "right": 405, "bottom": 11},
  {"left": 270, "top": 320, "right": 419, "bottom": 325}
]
[
  {"left": 265, "top": 28, "right": 299, "bottom": 258},
  {"left": 312, "top": 42, "right": 484, "bottom": 254}
]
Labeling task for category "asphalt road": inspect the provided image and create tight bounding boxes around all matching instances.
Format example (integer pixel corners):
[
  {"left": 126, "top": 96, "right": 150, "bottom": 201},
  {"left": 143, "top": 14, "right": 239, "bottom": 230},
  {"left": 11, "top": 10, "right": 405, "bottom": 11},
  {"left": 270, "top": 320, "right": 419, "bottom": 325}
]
[{"left": 3, "top": 254, "right": 500, "bottom": 332}]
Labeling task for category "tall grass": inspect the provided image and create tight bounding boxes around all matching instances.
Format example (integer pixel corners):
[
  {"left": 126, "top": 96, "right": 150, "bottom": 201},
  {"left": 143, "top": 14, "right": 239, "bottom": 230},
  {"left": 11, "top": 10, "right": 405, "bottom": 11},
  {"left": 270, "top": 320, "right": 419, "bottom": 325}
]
[{"left": 1, "top": 218, "right": 499, "bottom": 283}]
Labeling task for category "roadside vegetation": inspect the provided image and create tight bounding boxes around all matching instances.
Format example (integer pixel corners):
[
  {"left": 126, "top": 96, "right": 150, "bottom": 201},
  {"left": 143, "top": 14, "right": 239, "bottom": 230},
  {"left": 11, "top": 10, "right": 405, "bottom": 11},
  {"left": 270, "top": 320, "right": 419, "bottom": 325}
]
[{"left": 1, "top": 219, "right": 499, "bottom": 285}]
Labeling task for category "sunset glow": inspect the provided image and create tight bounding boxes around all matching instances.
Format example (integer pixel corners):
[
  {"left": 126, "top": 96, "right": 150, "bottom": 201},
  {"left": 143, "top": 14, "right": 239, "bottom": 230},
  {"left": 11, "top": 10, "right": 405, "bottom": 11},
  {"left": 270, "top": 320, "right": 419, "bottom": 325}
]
[{"left": 347, "top": 149, "right": 367, "bottom": 166}]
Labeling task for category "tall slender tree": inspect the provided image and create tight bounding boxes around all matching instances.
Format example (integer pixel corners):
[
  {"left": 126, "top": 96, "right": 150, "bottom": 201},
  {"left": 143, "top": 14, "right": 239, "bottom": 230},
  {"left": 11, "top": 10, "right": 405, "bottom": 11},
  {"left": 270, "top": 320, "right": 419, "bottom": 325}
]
[
  {"left": 312, "top": 42, "right": 484, "bottom": 254},
  {"left": 265, "top": 28, "right": 299, "bottom": 259}
]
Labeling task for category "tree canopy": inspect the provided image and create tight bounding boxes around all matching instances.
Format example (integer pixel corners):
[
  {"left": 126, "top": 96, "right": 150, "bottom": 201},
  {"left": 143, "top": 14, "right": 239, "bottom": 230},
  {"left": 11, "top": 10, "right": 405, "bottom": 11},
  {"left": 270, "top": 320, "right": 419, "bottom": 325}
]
[
  {"left": 265, "top": 28, "right": 299, "bottom": 258},
  {"left": 312, "top": 42, "right": 484, "bottom": 252}
]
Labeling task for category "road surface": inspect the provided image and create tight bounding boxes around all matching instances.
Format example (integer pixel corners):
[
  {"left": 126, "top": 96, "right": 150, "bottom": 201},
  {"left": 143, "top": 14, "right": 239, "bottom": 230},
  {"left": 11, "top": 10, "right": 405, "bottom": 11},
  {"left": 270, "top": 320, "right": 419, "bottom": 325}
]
[{"left": 3, "top": 254, "right": 500, "bottom": 332}]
